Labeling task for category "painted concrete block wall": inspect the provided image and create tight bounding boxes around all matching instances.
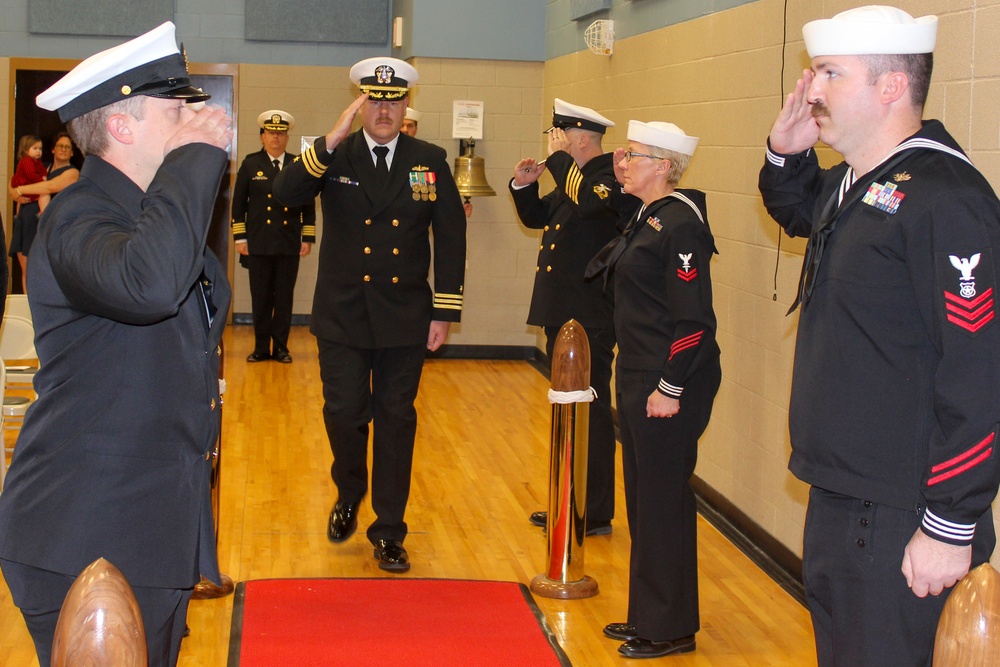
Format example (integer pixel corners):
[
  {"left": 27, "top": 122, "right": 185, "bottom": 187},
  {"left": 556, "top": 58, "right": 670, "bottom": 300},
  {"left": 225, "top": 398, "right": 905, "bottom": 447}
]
[{"left": 543, "top": 0, "right": 1000, "bottom": 556}]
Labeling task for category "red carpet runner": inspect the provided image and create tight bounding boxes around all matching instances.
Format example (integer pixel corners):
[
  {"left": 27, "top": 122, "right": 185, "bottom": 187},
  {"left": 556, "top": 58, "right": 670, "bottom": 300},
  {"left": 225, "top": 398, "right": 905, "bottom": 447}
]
[{"left": 228, "top": 578, "right": 572, "bottom": 666}]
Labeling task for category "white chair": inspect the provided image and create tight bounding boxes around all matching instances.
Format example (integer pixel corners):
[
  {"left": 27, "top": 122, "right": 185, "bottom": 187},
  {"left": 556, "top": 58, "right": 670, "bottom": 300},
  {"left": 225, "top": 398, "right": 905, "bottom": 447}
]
[
  {"left": 0, "top": 363, "right": 7, "bottom": 490},
  {"left": 5, "top": 294, "right": 32, "bottom": 322},
  {"left": 0, "top": 315, "right": 38, "bottom": 437}
]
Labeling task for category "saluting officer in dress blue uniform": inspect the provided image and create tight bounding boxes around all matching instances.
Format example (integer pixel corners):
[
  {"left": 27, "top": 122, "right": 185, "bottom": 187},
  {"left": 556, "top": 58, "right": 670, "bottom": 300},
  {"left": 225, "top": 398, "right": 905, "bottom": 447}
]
[
  {"left": 0, "top": 22, "right": 233, "bottom": 667},
  {"left": 274, "top": 57, "right": 466, "bottom": 573},
  {"left": 510, "top": 99, "right": 622, "bottom": 537}
]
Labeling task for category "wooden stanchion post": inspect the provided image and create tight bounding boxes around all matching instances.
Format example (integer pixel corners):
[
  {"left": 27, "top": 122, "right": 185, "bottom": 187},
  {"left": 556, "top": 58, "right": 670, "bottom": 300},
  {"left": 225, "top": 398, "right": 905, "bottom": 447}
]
[
  {"left": 51, "top": 558, "right": 147, "bottom": 667},
  {"left": 530, "top": 319, "right": 599, "bottom": 600},
  {"left": 933, "top": 562, "right": 1000, "bottom": 665}
]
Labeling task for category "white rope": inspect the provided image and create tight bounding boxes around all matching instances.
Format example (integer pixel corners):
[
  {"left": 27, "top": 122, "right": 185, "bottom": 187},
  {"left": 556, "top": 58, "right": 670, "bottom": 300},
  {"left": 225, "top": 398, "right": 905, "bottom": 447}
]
[{"left": 548, "top": 387, "right": 597, "bottom": 404}]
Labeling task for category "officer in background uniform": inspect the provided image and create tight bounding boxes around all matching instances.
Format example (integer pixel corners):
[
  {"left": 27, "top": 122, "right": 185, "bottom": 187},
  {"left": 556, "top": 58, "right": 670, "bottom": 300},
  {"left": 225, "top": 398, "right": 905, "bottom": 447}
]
[
  {"left": 232, "top": 109, "right": 316, "bottom": 363},
  {"left": 274, "top": 57, "right": 466, "bottom": 573},
  {"left": 511, "top": 99, "right": 621, "bottom": 536}
]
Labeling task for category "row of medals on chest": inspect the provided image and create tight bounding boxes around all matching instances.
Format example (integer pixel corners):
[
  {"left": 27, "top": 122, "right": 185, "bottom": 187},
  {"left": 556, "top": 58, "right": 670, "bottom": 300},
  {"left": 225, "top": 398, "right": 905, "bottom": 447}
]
[{"left": 410, "top": 171, "right": 437, "bottom": 201}]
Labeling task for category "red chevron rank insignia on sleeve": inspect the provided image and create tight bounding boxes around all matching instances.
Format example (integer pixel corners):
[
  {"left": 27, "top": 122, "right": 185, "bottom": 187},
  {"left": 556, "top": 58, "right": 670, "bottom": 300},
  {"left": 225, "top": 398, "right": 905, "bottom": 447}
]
[
  {"left": 939, "top": 249, "right": 996, "bottom": 334},
  {"left": 944, "top": 288, "right": 995, "bottom": 332}
]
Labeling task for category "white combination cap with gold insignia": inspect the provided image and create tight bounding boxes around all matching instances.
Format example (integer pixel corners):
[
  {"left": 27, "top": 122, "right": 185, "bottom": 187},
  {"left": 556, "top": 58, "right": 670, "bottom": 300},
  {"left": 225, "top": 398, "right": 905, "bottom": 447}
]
[
  {"left": 803, "top": 5, "right": 937, "bottom": 58},
  {"left": 404, "top": 107, "right": 422, "bottom": 122},
  {"left": 546, "top": 98, "right": 615, "bottom": 134},
  {"left": 36, "top": 21, "right": 209, "bottom": 122},
  {"left": 350, "top": 57, "right": 418, "bottom": 101},
  {"left": 258, "top": 109, "right": 295, "bottom": 131},
  {"left": 627, "top": 120, "right": 698, "bottom": 156}
]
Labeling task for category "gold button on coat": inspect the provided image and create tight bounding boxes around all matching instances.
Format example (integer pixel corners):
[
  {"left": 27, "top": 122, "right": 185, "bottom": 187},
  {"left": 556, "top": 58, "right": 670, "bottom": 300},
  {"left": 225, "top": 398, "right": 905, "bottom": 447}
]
[
  {"left": 364, "top": 247, "right": 371, "bottom": 254},
  {"left": 364, "top": 275, "right": 371, "bottom": 282}
]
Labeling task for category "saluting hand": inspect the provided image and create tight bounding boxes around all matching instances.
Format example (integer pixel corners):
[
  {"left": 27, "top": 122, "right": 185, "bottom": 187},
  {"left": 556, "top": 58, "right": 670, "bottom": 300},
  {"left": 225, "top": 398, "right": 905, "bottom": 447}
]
[
  {"left": 513, "top": 158, "right": 546, "bottom": 187},
  {"left": 612, "top": 147, "right": 627, "bottom": 184},
  {"left": 768, "top": 69, "right": 820, "bottom": 155},
  {"left": 165, "top": 104, "right": 234, "bottom": 155},
  {"left": 547, "top": 127, "right": 571, "bottom": 155},
  {"left": 326, "top": 93, "right": 369, "bottom": 152}
]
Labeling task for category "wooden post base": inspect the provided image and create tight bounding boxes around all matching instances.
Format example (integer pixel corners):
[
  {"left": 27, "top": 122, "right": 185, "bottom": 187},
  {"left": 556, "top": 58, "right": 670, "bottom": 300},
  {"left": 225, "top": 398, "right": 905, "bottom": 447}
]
[
  {"left": 530, "top": 573, "right": 598, "bottom": 600},
  {"left": 191, "top": 573, "right": 235, "bottom": 600}
]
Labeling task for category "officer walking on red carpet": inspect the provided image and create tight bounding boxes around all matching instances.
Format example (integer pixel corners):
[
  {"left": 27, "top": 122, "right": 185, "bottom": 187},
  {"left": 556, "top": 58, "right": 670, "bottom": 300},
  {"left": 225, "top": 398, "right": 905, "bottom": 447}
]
[{"left": 274, "top": 57, "right": 466, "bottom": 573}]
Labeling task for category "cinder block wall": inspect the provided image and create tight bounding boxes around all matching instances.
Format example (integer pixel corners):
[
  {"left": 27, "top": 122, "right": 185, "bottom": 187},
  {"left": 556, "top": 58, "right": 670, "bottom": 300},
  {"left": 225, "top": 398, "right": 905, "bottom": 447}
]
[{"left": 543, "top": 0, "right": 1000, "bottom": 557}]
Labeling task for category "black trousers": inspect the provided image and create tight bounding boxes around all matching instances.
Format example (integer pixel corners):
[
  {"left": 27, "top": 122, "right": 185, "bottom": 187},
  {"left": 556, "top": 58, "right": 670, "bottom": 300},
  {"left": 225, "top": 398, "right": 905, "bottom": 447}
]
[
  {"left": 317, "top": 339, "right": 427, "bottom": 544},
  {"left": 802, "top": 487, "right": 996, "bottom": 667},
  {"left": 0, "top": 559, "right": 192, "bottom": 667},
  {"left": 616, "top": 357, "right": 721, "bottom": 642},
  {"left": 544, "top": 325, "right": 617, "bottom": 525},
  {"left": 246, "top": 253, "right": 300, "bottom": 355}
]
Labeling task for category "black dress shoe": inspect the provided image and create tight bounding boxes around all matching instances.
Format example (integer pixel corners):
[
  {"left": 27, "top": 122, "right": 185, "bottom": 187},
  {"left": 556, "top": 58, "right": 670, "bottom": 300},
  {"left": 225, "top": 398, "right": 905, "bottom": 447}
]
[
  {"left": 246, "top": 351, "right": 270, "bottom": 362},
  {"left": 373, "top": 539, "right": 410, "bottom": 572},
  {"left": 603, "top": 622, "right": 638, "bottom": 641},
  {"left": 273, "top": 350, "right": 293, "bottom": 364},
  {"left": 530, "top": 511, "right": 612, "bottom": 536},
  {"left": 618, "top": 636, "right": 696, "bottom": 659},
  {"left": 327, "top": 500, "right": 360, "bottom": 542}
]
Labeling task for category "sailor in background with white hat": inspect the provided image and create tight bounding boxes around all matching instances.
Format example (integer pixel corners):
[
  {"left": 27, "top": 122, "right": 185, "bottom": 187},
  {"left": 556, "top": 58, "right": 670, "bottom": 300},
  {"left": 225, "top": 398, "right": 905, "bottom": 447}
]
[
  {"left": 232, "top": 109, "right": 316, "bottom": 364},
  {"left": 401, "top": 106, "right": 422, "bottom": 137},
  {"left": 274, "top": 57, "right": 466, "bottom": 574},
  {"left": 511, "top": 98, "right": 622, "bottom": 541},
  {"left": 587, "top": 119, "right": 720, "bottom": 659},
  {"left": 0, "top": 21, "right": 233, "bottom": 667},
  {"left": 759, "top": 6, "right": 1000, "bottom": 665}
]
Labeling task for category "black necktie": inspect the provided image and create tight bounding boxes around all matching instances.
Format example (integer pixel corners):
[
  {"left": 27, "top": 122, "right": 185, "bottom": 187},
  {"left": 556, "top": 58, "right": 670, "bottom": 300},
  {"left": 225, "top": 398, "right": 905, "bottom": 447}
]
[
  {"left": 373, "top": 146, "right": 389, "bottom": 184},
  {"left": 272, "top": 158, "right": 280, "bottom": 172}
]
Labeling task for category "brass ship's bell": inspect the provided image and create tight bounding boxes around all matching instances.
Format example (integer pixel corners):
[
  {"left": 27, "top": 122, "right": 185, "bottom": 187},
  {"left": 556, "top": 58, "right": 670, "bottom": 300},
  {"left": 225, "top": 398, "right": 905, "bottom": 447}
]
[{"left": 453, "top": 139, "right": 496, "bottom": 203}]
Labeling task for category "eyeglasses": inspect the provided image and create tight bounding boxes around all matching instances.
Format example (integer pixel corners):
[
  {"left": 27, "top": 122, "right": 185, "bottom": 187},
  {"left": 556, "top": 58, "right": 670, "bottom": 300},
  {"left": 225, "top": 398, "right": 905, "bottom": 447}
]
[
  {"left": 55, "top": 144, "right": 73, "bottom": 150},
  {"left": 624, "top": 150, "right": 664, "bottom": 162}
]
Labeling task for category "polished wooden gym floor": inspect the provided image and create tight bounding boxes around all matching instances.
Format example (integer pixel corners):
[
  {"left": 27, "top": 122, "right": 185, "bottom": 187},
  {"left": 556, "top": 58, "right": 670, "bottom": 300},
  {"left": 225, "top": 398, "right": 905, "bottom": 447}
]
[{"left": 0, "top": 325, "right": 816, "bottom": 665}]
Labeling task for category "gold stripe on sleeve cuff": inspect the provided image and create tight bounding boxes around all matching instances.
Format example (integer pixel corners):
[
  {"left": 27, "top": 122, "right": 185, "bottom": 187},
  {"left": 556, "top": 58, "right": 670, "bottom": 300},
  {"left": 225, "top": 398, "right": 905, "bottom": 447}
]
[
  {"left": 302, "top": 145, "right": 328, "bottom": 179},
  {"left": 565, "top": 164, "right": 583, "bottom": 204},
  {"left": 434, "top": 292, "right": 464, "bottom": 310},
  {"left": 233, "top": 222, "right": 247, "bottom": 235}
]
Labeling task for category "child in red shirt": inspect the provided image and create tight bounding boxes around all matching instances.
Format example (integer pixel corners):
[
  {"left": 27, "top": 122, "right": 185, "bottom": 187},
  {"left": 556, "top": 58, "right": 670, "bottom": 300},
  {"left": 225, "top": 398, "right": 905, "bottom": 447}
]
[
  {"left": 9, "top": 135, "right": 49, "bottom": 290},
  {"left": 11, "top": 135, "right": 48, "bottom": 202}
]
